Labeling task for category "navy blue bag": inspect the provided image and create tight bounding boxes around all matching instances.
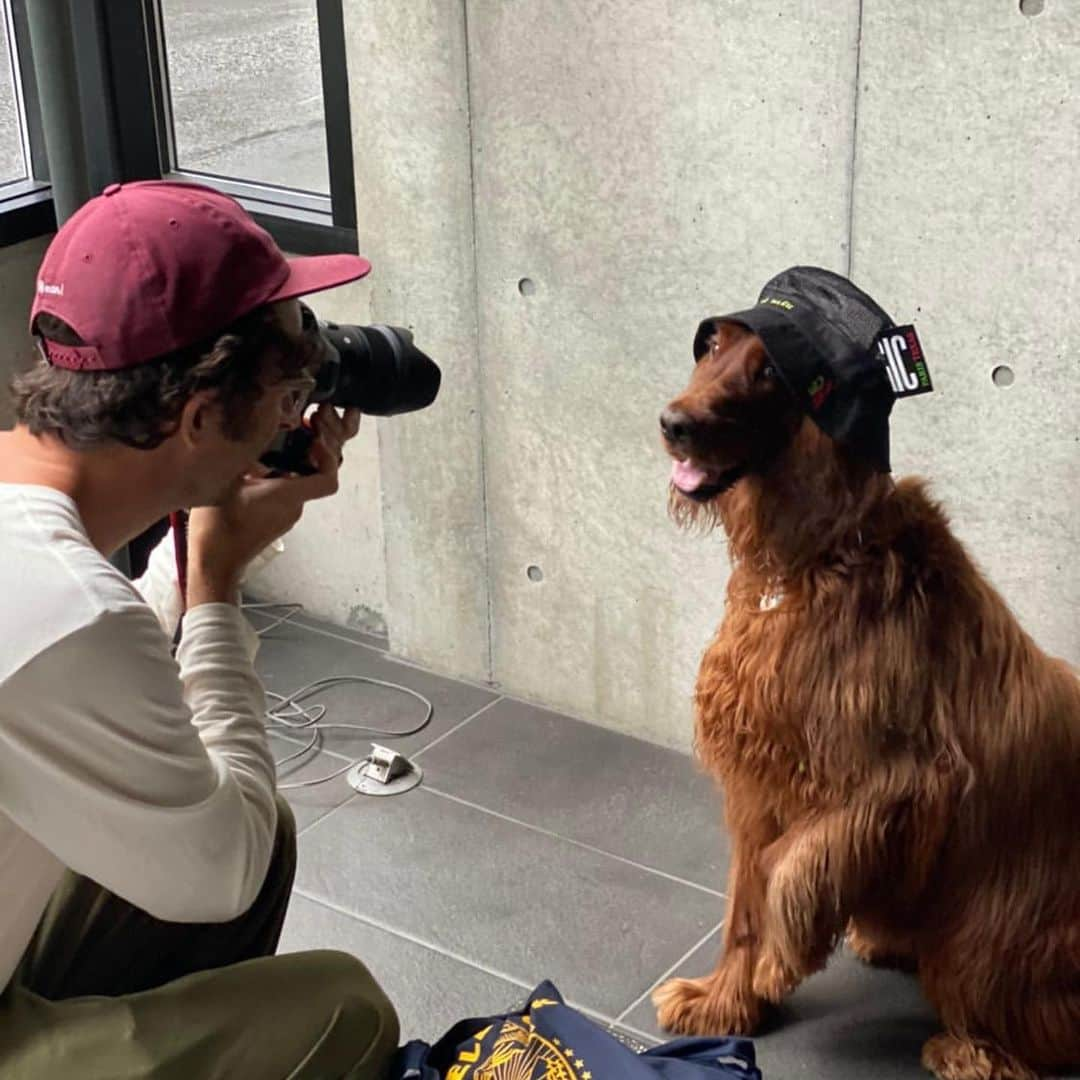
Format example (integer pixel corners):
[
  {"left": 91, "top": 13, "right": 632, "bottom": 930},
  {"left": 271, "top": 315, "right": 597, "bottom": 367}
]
[{"left": 391, "top": 981, "right": 761, "bottom": 1080}]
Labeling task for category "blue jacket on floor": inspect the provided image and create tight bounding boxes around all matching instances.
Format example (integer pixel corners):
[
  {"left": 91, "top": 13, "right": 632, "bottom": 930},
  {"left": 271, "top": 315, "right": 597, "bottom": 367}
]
[{"left": 391, "top": 980, "right": 762, "bottom": 1079}]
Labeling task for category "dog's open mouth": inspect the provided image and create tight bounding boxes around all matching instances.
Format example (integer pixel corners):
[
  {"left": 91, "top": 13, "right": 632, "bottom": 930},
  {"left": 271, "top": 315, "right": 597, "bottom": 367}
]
[{"left": 670, "top": 458, "right": 746, "bottom": 501}]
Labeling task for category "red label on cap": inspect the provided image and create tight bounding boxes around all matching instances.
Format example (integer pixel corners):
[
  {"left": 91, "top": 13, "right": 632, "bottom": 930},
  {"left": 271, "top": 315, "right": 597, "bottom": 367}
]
[{"left": 807, "top": 374, "right": 834, "bottom": 411}]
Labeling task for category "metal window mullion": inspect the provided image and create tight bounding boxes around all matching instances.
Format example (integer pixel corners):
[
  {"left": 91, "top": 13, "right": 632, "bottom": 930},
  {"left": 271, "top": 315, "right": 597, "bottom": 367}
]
[
  {"left": 65, "top": 0, "right": 120, "bottom": 193},
  {"left": 142, "top": 0, "right": 177, "bottom": 174},
  {"left": 315, "top": 0, "right": 356, "bottom": 233},
  {"left": 4, "top": 0, "right": 33, "bottom": 181},
  {"left": 8, "top": 1, "right": 47, "bottom": 183},
  {"left": 24, "top": 0, "right": 90, "bottom": 222},
  {"left": 96, "top": 0, "right": 167, "bottom": 182}
]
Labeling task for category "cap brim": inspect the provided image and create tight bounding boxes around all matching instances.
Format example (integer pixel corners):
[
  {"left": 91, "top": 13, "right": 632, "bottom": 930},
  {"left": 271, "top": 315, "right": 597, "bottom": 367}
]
[
  {"left": 266, "top": 253, "right": 372, "bottom": 303},
  {"left": 707, "top": 306, "right": 816, "bottom": 400}
]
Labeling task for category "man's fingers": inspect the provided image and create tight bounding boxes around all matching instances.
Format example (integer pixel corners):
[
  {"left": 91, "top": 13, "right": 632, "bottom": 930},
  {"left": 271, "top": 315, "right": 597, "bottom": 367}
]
[
  {"left": 311, "top": 404, "right": 361, "bottom": 445},
  {"left": 308, "top": 404, "right": 361, "bottom": 471},
  {"left": 293, "top": 437, "right": 341, "bottom": 500},
  {"left": 342, "top": 408, "right": 362, "bottom": 440},
  {"left": 309, "top": 407, "right": 343, "bottom": 457}
]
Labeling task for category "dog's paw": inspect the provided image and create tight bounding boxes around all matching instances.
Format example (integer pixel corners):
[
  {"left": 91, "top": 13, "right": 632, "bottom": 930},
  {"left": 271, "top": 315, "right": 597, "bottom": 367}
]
[
  {"left": 921, "top": 1033, "right": 1036, "bottom": 1080},
  {"left": 751, "top": 946, "right": 799, "bottom": 1004},
  {"left": 652, "top": 974, "right": 761, "bottom": 1036}
]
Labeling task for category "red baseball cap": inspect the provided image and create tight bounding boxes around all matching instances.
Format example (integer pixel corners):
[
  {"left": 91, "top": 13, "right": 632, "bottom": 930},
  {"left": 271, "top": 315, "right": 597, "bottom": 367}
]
[{"left": 30, "top": 180, "right": 372, "bottom": 371}]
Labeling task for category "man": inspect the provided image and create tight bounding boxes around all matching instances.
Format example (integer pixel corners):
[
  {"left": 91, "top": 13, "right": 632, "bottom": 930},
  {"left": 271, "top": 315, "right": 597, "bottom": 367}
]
[{"left": 0, "top": 181, "right": 399, "bottom": 1078}]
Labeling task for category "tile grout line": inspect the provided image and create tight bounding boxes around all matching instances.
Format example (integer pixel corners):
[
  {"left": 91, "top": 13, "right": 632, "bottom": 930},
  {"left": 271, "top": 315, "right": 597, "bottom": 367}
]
[
  {"left": 280, "top": 697, "right": 506, "bottom": 838},
  {"left": 424, "top": 785, "right": 728, "bottom": 900},
  {"left": 613, "top": 920, "right": 724, "bottom": 1025},
  {"left": 292, "top": 889, "right": 660, "bottom": 1042},
  {"left": 274, "top": 616, "right": 503, "bottom": 698},
  {"left": 295, "top": 623, "right": 388, "bottom": 652},
  {"left": 272, "top": 725, "right": 725, "bottom": 898},
  {"left": 265, "top": 611, "right": 705, "bottom": 1044},
  {"left": 293, "top": 790, "right": 365, "bottom": 839},
  {"left": 295, "top": 807, "right": 340, "bottom": 840},
  {"left": 263, "top": 613, "right": 701, "bottom": 771},
  {"left": 293, "top": 888, "right": 537, "bottom": 993},
  {"left": 611, "top": 1020, "right": 664, "bottom": 1047},
  {"left": 269, "top": 693, "right": 505, "bottom": 766},
  {"left": 290, "top": 616, "right": 388, "bottom": 652},
  {"left": 412, "top": 696, "right": 503, "bottom": 760},
  {"left": 248, "top": 608, "right": 388, "bottom": 656},
  {"left": 290, "top": 777, "right": 726, "bottom": 901}
]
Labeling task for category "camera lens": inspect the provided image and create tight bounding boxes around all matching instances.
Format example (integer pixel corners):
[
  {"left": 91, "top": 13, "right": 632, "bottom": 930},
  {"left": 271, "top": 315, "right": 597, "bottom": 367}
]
[
  {"left": 261, "top": 310, "right": 441, "bottom": 474},
  {"left": 321, "top": 322, "right": 441, "bottom": 416}
]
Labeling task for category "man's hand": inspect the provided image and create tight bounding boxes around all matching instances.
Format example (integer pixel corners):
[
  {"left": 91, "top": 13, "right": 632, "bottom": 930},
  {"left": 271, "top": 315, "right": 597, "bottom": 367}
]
[
  {"left": 307, "top": 402, "right": 361, "bottom": 472},
  {"left": 186, "top": 405, "right": 361, "bottom": 607}
]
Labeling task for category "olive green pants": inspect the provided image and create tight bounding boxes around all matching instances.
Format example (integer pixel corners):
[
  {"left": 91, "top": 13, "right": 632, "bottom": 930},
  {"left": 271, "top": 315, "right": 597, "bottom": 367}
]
[{"left": 0, "top": 797, "right": 399, "bottom": 1079}]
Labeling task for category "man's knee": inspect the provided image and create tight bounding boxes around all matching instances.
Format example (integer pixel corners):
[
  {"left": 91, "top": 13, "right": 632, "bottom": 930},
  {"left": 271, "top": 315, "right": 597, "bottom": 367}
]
[{"left": 301, "top": 950, "right": 400, "bottom": 1074}]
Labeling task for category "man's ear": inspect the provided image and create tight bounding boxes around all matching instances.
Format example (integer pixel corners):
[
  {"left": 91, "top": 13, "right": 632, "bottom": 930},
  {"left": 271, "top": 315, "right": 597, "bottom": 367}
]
[{"left": 177, "top": 391, "right": 218, "bottom": 450}]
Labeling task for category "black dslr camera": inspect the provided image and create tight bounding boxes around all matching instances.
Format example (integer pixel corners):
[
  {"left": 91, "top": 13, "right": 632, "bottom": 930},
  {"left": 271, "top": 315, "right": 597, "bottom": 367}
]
[{"left": 261, "top": 302, "right": 441, "bottom": 474}]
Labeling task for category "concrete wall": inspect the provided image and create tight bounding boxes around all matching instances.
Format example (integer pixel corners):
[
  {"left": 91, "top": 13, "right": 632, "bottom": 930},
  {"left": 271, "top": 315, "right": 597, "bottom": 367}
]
[
  {"left": 11, "top": 2, "right": 1070, "bottom": 749},
  {"left": 467, "top": 0, "right": 862, "bottom": 743},
  {"left": 852, "top": 1, "right": 1080, "bottom": 663},
  {"left": 0, "top": 236, "right": 51, "bottom": 429},
  {"left": 261, "top": 0, "right": 1079, "bottom": 749},
  {"left": 326, "top": 0, "right": 1077, "bottom": 749},
  {"left": 328, "top": 0, "right": 492, "bottom": 677}
]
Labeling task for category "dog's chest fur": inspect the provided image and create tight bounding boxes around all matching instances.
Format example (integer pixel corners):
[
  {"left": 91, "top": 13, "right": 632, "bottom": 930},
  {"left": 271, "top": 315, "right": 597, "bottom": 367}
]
[{"left": 692, "top": 569, "right": 878, "bottom": 807}]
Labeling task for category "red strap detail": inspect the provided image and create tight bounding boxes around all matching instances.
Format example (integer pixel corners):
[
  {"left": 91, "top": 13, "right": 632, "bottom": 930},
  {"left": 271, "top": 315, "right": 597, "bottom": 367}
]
[
  {"left": 41, "top": 341, "right": 110, "bottom": 370},
  {"left": 170, "top": 510, "right": 189, "bottom": 608}
]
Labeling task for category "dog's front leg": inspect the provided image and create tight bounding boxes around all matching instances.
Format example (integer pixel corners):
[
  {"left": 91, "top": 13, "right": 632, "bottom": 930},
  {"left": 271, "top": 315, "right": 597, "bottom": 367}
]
[
  {"left": 752, "top": 803, "right": 890, "bottom": 1002},
  {"left": 654, "top": 815, "right": 776, "bottom": 1036}
]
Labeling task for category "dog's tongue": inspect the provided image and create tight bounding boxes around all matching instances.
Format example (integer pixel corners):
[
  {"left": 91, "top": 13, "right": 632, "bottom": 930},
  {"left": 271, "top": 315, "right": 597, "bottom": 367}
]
[{"left": 671, "top": 459, "right": 710, "bottom": 493}]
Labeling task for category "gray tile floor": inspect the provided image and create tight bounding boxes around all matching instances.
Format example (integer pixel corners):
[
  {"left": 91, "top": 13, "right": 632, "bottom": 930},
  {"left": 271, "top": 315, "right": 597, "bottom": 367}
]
[{"left": 250, "top": 607, "right": 1075, "bottom": 1080}]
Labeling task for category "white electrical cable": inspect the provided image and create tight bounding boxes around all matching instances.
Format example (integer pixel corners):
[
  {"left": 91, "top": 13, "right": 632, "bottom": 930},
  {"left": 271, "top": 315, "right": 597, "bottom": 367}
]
[{"left": 244, "top": 602, "right": 435, "bottom": 791}]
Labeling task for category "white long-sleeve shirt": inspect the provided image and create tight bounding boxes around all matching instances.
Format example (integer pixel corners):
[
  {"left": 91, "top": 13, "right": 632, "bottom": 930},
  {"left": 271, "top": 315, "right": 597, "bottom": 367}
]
[{"left": 0, "top": 484, "right": 279, "bottom": 992}]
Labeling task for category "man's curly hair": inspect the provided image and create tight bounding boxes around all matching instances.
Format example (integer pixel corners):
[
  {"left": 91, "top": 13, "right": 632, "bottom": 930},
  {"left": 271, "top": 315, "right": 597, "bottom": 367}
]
[{"left": 11, "top": 304, "right": 311, "bottom": 451}]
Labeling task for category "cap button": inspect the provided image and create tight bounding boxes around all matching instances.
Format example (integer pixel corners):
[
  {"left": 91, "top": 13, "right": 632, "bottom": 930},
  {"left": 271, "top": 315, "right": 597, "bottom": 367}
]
[{"left": 103, "top": 183, "right": 122, "bottom": 196}]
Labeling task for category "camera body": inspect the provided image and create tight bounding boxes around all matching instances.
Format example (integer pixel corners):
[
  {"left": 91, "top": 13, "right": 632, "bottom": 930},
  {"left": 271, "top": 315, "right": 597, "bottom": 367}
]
[{"left": 261, "top": 303, "right": 441, "bottom": 474}]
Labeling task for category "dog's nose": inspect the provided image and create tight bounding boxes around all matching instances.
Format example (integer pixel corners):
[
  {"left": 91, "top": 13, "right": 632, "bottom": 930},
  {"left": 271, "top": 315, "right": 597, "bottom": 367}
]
[{"left": 660, "top": 407, "right": 693, "bottom": 443}]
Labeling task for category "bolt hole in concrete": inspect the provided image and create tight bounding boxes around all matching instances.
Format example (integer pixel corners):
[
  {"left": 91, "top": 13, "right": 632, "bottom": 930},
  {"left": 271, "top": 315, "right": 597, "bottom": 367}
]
[
  {"left": 518, "top": 277, "right": 537, "bottom": 297},
  {"left": 527, "top": 565, "right": 544, "bottom": 582},
  {"left": 1019, "top": 0, "right": 1044, "bottom": 14},
  {"left": 992, "top": 365, "right": 1016, "bottom": 388}
]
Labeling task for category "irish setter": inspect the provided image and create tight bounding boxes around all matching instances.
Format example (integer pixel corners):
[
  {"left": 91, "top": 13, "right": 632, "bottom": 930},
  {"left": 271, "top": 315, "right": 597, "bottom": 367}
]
[{"left": 652, "top": 321, "right": 1080, "bottom": 1080}]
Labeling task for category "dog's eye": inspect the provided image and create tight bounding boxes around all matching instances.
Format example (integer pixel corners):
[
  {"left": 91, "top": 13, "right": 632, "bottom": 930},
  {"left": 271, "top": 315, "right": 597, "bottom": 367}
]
[{"left": 759, "top": 364, "right": 777, "bottom": 382}]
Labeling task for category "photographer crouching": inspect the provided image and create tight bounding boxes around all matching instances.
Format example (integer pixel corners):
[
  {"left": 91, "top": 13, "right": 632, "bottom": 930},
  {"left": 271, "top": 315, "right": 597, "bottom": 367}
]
[{"left": 0, "top": 180, "right": 438, "bottom": 1079}]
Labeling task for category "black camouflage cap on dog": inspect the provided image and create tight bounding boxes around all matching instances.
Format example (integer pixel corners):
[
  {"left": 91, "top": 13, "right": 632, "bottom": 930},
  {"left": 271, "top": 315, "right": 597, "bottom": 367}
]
[{"left": 695, "top": 266, "right": 930, "bottom": 473}]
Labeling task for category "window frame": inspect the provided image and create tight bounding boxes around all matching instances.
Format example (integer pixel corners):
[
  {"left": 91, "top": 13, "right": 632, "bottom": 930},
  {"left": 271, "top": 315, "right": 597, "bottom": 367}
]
[
  {"left": 0, "top": 0, "right": 55, "bottom": 247},
  {"left": 0, "top": 0, "right": 357, "bottom": 254}
]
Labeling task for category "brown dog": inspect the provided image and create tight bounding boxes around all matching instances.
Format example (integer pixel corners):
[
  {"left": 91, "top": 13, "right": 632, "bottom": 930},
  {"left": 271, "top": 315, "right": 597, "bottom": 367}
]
[{"left": 653, "top": 320, "right": 1080, "bottom": 1080}]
